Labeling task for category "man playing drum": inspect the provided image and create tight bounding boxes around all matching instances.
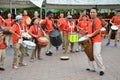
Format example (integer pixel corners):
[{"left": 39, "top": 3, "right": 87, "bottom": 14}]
[
  {"left": 106, "top": 10, "right": 120, "bottom": 47},
  {"left": 41, "top": 11, "right": 54, "bottom": 56},
  {"left": 57, "top": 13, "right": 66, "bottom": 50},
  {"left": 87, "top": 8, "right": 105, "bottom": 76},
  {"left": 64, "top": 15, "right": 76, "bottom": 53},
  {"left": 10, "top": 15, "right": 27, "bottom": 69},
  {"left": 28, "top": 18, "right": 44, "bottom": 61}
]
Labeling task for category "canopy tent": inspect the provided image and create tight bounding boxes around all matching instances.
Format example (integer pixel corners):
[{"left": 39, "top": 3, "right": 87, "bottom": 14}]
[
  {"left": 0, "top": 0, "right": 35, "bottom": 8},
  {"left": 45, "top": 0, "right": 120, "bottom": 9}
]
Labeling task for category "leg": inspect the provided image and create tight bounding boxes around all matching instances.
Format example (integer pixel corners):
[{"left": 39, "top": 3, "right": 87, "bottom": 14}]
[
  {"left": 12, "top": 43, "right": 20, "bottom": 66},
  {"left": 37, "top": 46, "right": 41, "bottom": 60},
  {"left": 64, "top": 36, "right": 69, "bottom": 54}
]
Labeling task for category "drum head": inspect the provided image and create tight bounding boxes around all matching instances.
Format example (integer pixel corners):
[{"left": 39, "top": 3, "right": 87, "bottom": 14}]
[
  {"left": 78, "top": 36, "right": 89, "bottom": 42},
  {"left": 23, "top": 41, "right": 36, "bottom": 47},
  {"left": 111, "top": 26, "right": 118, "bottom": 30},
  {"left": 60, "top": 56, "right": 69, "bottom": 60}
]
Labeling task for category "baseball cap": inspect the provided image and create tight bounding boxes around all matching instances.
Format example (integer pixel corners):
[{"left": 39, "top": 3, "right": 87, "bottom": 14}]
[
  {"left": 67, "top": 15, "right": 72, "bottom": 19},
  {"left": 15, "top": 15, "right": 22, "bottom": 21}
]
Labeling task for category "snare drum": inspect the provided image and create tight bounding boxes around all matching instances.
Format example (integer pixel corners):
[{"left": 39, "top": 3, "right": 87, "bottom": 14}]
[
  {"left": 22, "top": 32, "right": 32, "bottom": 40},
  {"left": 23, "top": 40, "right": 36, "bottom": 49},
  {"left": 79, "top": 36, "right": 94, "bottom": 61},
  {"left": 68, "top": 32, "right": 78, "bottom": 43},
  {"left": 110, "top": 26, "right": 118, "bottom": 39},
  {"left": 38, "top": 37, "right": 49, "bottom": 48}
]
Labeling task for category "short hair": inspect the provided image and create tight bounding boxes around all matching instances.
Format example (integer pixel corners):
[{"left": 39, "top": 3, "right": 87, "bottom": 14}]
[
  {"left": 91, "top": 7, "right": 98, "bottom": 12},
  {"left": 46, "top": 11, "right": 53, "bottom": 16}
]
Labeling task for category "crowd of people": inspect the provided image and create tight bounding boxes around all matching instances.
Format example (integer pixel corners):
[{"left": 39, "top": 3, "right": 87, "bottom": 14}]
[{"left": 0, "top": 8, "right": 120, "bottom": 76}]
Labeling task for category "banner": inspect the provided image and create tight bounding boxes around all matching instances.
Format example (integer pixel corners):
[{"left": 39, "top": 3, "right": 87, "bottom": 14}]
[
  {"left": 47, "top": 0, "right": 120, "bottom": 5},
  {"left": 30, "top": 0, "right": 44, "bottom": 8}
]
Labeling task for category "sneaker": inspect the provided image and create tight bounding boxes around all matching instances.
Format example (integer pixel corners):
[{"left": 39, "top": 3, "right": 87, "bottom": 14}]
[
  {"left": 114, "top": 44, "right": 117, "bottom": 47},
  {"left": 0, "top": 67, "right": 5, "bottom": 71},
  {"left": 75, "top": 48, "right": 80, "bottom": 52},
  {"left": 99, "top": 71, "right": 104, "bottom": 76},
  {"left": 30, "top": 59, "right": 35, "bottom": 62},
  {"left": 45, "top": 51, "right": 53, "bottom": 56},
  {"left": 12, "top": 66, "right": 18, "bottom": 69},
  {"left": 19, "top": 63, "right": 27, "bottom": 66},
  {"left": 56, "top": 47, "right": 59, "bottom": 51},
  {"left": 106, "top": 42, "right": 110, "bottom": 46}
]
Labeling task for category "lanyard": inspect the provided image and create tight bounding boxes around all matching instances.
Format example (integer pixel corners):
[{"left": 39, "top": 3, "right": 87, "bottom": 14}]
[{"left": 68, "top": 21, "right": 74, "bottom": 33}]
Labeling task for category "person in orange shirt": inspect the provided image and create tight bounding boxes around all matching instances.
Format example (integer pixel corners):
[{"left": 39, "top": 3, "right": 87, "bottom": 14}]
[
  {"left": 57, "top": 13, "right": 66, "bottom": 49},
  {"left": 41, "top": 11, "right": 54, "bottom": 56},
  {"left": 5, "top": 13, "right": 14, "bottom": 47},
  {"left": 106, "top": 10, "right": 120, "bottom": 47},
  {"left": 28, "top": 18, "right": 43, "bottom": 61},
  {"left": 64, "top": 15, "right": 76, "bottom": 53},
  {"left": 0, "top": 31, "right": 6, "bottom": 71},
  {"left": 78, "top": 9, "right": 90, "bottom": 22},
  {"left": 77, "top": 15, "right": 89, "bottom": 52},
  {"left": 0, "top": 14, "right": 5, "bottom": 27},
  {"left": 86, "top": 8, "right": 105, "bottom": 76},
  {"left": 33, "top": 11, "right": 41, "bottom": 22},
  {"left": 10, "top": 15, "right": 27, "bottom": 69},
  {"left": 22, "top": 10, "right": 31, "bottom": 31}
]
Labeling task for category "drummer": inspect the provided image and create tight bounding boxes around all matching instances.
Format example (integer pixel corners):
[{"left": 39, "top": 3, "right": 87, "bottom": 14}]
[
  {"left": 106, "top": 10, "right": 120, "bottom": 47},
  {"left": 57, "top": 12, "right": 66, "bottom": 50},
  {"left": 87, "top": 8, "right": 105, "bottom": 76},
  {"left": 77, "top": 15, "right": 89, "bottom": 51},
  {"left": 10, "top": 15, "right": 27, "bottom": 69},
  {"left": 63, "top": 15, "right": 76, "bottom": 53},
  {"left": 41, "top": 11, "right": 54, "bottom": 56},
  {"left": 28, "top": 18, "right": 43, "bottom": 61}
]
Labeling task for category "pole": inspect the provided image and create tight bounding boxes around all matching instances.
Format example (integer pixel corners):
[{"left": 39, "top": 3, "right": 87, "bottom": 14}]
[
  {"left": 10, "top": 0, "right": 12, "bottom": 13},
  {"left": 40, "top": 7, "right": 42, "bottom": 19}
]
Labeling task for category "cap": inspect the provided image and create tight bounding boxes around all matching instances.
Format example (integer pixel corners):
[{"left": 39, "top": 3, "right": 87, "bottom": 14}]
[
  {"left": 67, "top": 15, "right": 72, "bottom": 19},
  {"left": 15, "top": 15, "right": 22, "bottom": 21}
]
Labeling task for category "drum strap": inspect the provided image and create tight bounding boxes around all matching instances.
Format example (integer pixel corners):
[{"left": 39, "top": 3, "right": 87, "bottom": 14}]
[{"left": 68, "top": 21, "right": 74, "bottom": 33}]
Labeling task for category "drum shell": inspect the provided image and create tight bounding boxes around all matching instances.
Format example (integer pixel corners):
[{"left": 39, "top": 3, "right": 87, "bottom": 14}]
[
  {"left": 23, "top": 41, "right": 36, "bottom": 49},
  {"left": 80, "top": 39, "right": 94, "bottom": 61},
  {"left": 38, "top": 37, "right": 49, "bottom": 48},
  {"left": 49, "top": 30, "right": 62, "bottom": 47},
  {"left": 68, "top": 33, "right": 78, "bottom": 43},
  {"left": 110, "top": 29, "right": 117, "bottom": 39}
]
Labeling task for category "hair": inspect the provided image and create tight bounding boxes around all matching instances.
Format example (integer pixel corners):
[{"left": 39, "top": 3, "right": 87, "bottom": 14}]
[
  {"left": 30, "top": 18, "right": 37, "bottom": 26},
  {"left": 46, "top": 11, "right": 53, "bottom": 17},
  {"left": 91, "top": 7, "right": 98, "bottom": 12}
]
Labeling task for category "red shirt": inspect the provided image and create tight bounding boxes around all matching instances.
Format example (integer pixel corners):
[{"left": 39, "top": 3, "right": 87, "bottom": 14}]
[
  {"left": 28, "top": 25, "right": 42, "bottom": 39},
  {"left": 22, "top": 16, "right": 30, "bottom": 30},
  {"left": 5, "top": 19, "right": 14, "bottom": 27},
  {"left": 57, "top": 18, "right": 66, "bottom": 31},
  {"left": 88, "top": 18, "right": 102, "bottom": 42},
  {"left": 64, "top": 21, "right": 76, "bottom": 36},
  {"left": 11, "top": 23, "right": 21, "bottom": 44},
  {"left": 111, "top": 16, "right": 120, "bottom": 25},
  {"left": 0, "top": 16, "right": 3, "bottom": 26},
  {"left": 42, "top": 18, "right": 54, "bottom": 34},
  {"left": 0, "top": 37, "right": 6, "bottom": 49}
]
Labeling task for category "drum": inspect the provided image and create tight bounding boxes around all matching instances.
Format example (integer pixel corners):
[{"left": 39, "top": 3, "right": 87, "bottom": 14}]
[
  {"left": 22, "top": 32, "right": 32, "bottom": 40},
  {"left": 79, "top": 36, "right": 94, "bottom": 61},
  {"left": 68, "top": 32, "right": 78, "bottom": 43},
  {"left": 26, "top": 17, "right": 31, "bottom": 25},
  {"left": 23, "top": 40, "right": 36, "bottom": 49},
  {"left": 38, "top": 37, "right": 49, "bottom": 48},
  {"left": 110, "top": 26, "right": 118, "bottom": 39},
  {"left": 49, "top": 29, "right": 62, "bottom": 47},
  {"left": 101, "top": 27, "right": 106, "bottom": 35}
]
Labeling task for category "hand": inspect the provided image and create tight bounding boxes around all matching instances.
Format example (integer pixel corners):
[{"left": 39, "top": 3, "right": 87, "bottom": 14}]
[
  {"left": 34, "top": 35, "right": 38, "bottom": 38},
  {"left": 17, "top": 34, "right": 21, "bottom": 39}
]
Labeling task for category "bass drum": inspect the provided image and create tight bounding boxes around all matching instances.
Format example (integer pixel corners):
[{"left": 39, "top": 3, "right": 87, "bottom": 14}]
[
  {"left": 49, "top": 29, "right": 62, "bottom": 47},
  {"left": 110, "top": 26, "right": 118, "bottom": 39}
]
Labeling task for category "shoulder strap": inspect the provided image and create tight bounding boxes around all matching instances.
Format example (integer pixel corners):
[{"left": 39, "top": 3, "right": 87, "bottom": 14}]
[
  {"left": 92, "top": 21, "right": 94, "bottom": 33},
  {"left": 33, "top": 25, "right": 38, "bottom": 35}
]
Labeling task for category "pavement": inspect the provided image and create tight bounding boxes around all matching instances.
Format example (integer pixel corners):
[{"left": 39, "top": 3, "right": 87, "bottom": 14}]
[{"left": 0, "top": 38, "right": 120, "bottom": 80}]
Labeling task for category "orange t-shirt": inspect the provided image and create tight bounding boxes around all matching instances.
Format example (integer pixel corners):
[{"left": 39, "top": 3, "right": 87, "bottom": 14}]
[
  {"left": 87, "top": 18, "right": 102, "bottom": 42},
  {"left": 78, "top": 15, "right": 90, "bottom": 21},
  {"left": 42, "top": 18, "right": 54, "bottom": 34},
  {"left": 102, "top": 19, "right": 107, "bottom": 26},
  {"left": 57, "top": 18, "right": 66, "bottom": 31},
  {"left": 0, "top": 37, "right": 6, "bottom": 49},
  {"left": 5, "top": 19, "right": 14, "bottom": 27},
  {"left": 11, "top": 23, "right": 21, "bottom": 44},
  {"left": 64, "top": 21, "right": 76, "bottom": 36},
  {"left": 28, "top": 25, "right": 42, "bottom": 39},
  {"left": 0, "top": 16, "right": 3, "bottom": 26},
  {"left": 111, "top": 16, "right": 120, "bottom": 25},
  {"left": 22, "top": 16, "right": 30, "bottom": 30},
  {"left": 77, "top": 21, "right": 89, "bottom": 34}
]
